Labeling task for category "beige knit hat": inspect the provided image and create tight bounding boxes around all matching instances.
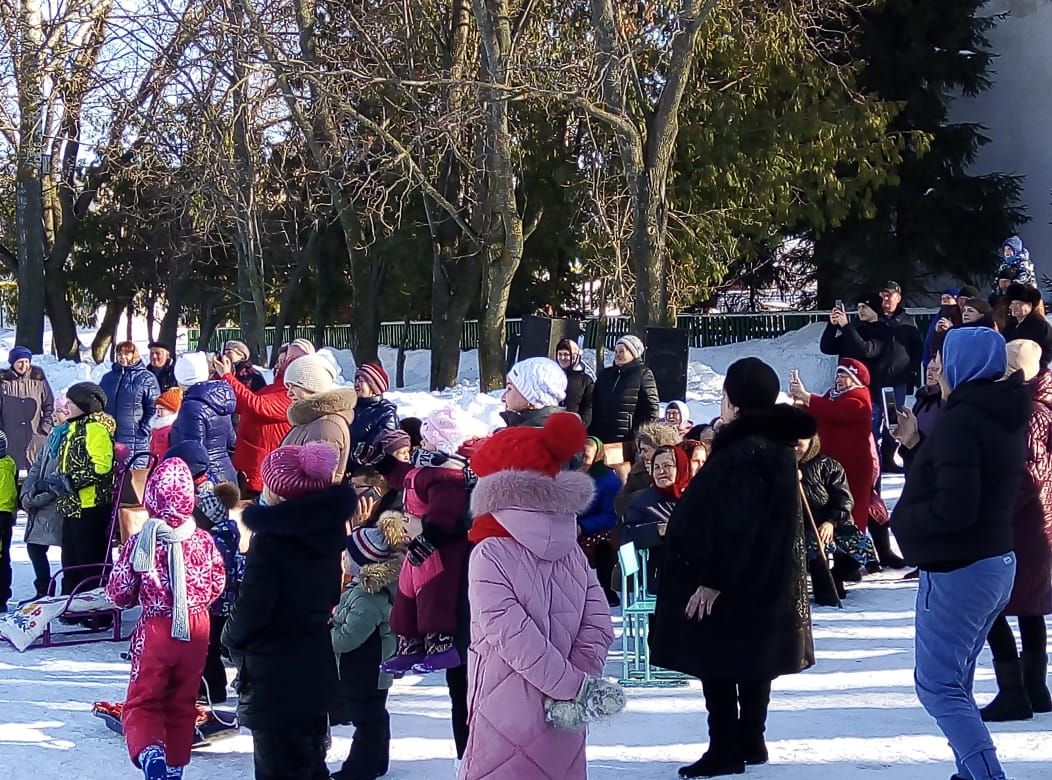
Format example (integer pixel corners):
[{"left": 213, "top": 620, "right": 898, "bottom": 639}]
[
  {"left": 284, "top": 354, "right": 337, "bottom": 394},
  {"left": 1006, "top": 339, "right": 1042, "bottom": 382}
]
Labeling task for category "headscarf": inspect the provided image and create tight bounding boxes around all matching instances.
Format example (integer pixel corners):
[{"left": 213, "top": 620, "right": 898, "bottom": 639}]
[
  {"left": 942, "top": 327, "right": 1007, "bottom": 391},
  {"left": 651, "top": 445, "right": 691, "bottom": 500}
]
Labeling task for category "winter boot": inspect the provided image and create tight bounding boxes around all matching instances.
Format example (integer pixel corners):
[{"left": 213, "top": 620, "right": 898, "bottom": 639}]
[
  {"left": 138, "top": 745, "right": 169, "bottom": 780},
  {"left": 381, "top": 635, "right": 426, "bottom": 677},
  {"left": 1022, "top": 652, "right": 1052, "bottom": 714},
  {"left": 415, "top": 634, "right": 462, "bottom": 673},
  {"left": 678, "top": 753, "right": 745, "bottom": 778},
  {"left": 808, "top": 559, "right": 839, "bottom": 608},
  {"left": 165, "top": 768, "right": 183, "bottom": 779},
  {"left": 979, "top": 659, "right": 1034, "bottom": 722},
  {"left": 868, "top": 522, "right": 905, "bottom": 569},
  {"left": 738, "top": 681, "right": 770, "bottom": 766}
]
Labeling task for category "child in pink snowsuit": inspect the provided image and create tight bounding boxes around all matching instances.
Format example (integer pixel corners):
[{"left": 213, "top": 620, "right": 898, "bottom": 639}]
[{"left": 107, "top": 457, "right": 226, "bottom": 779}]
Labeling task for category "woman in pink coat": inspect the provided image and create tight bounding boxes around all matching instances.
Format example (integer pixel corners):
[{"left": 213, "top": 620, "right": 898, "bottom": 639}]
[{"left": 461, "top": 412, "right": 620, "bottom": 780}]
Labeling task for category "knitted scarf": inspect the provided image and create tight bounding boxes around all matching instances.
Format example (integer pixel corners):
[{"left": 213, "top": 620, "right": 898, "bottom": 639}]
[
  {"left": 131, "top": 518, "right": 196, "bottom": 641},
  {"left": 468, "top": 512, "right": 513, "bottom": 544}
]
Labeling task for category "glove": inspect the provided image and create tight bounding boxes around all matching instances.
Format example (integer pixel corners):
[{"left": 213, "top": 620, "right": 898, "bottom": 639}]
[
  {"left": 544, "top": 676, "right": 626, "bottom": 730},
  {"left": 407, "top": 534, "right": 437, "bottom": 567}
]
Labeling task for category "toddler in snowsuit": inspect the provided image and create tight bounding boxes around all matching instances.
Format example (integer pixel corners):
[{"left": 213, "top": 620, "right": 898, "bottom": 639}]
[
  {"left": 106, "top": 457, "right": 226, "bottom": 779},
  {"left": 383, "top": 406, "right": 476, "bottom": 675},
  {"left": 0, "top": 431, "right": 18, "bottom": 611},
  {"left": 149, "top": 388, "right": 183, "bottom": 461},
  {"left": 330, "top": 513, "right": 408, "bottom": 780},
  {"left": 992, "top": 235, "right": 1035, "bottom": 293},
  {"left": 163, "top": 441, "right": 243, "bottom": 704}
]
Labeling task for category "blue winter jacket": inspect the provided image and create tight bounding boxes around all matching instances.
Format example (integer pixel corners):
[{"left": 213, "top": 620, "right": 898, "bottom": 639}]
[
  {"left": 348, "top": 396, "right": 399, "bottom": 468},
  {"left": 578, "top": 465, "right": 622, "bottom": 536},
  {"left": 169, "top": 381, "right": 237, "bottom": 485},
  {"left": 99, "top": 360, "right": 160, "bottom": 454}
]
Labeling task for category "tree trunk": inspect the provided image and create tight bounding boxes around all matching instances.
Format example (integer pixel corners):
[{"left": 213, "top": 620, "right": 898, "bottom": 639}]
[
  {"left": 145, "top": 294, "right": 156, "bottom": 342},
  {"left": 630, "top": 171, "right": 672, "bottom": 328},
  {"left": 13, "top": 0, "right": 47, "bottom": 353},
  {"left": 430, "top": 310, "right": 464, "bottom": 391},
  {"left": 271, "top": 227, "right": 313, "bottom": 367},
  {"left": 43, "top": 266, "right": 81, "bottom": 360},
  {"left": 126, "top": 301, "right": 134, "bottom": 341},
  {"left": 158, "top": 275, "right": 184, "bottom": 350},
  {"left": 196, "top": 293, "right": 220, "bottom": 352},
  {"left": 349, "top": 249, "right": 382, "bottom": 364},
  {"left": 91, "top": 297, "right": 128, "bottom": 363},
  {"left": 396, "top": 311, "right": 411, "bottom": 389}
]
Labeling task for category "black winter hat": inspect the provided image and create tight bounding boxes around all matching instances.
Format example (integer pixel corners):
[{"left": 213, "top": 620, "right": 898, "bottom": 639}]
[
  {"left": 162, "top": 441, "right": 210, "bottom": 479},
  {"left": 66, "top": 382, "right": 107, "bottom": 415},
  {"left": 855, "top": 292, "right": 884, "bottom": 316},
  {"left": 1006, "top": 282, "right": 1042, "bottom": 307},
  {"left": 399, "top": 417, "right": 423, "bottom": 448},
  {"left": 959, "top": 285, "right": 980, "bottom": 300},
  {"left": 723, "top": 358, "right": 780, "bottom": 413},
  {"left": 147, "top": 341, "right": 173, "bottom": 353}
]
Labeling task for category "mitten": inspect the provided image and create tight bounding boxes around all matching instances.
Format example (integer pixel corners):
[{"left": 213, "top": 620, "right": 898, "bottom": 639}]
[
  {"left": 545, "top": 675, "right": 626, "bottom": 730},
  {"left": 407, "top": 534, "right": 436, "bottom": 567}
]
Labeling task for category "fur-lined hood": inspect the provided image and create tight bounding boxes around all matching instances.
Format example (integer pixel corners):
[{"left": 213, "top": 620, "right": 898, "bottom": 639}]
[
  {"left": 1, "top": 366, "right": 47, "bottom": 383},
  {"left": 471, "top": 468, "right": 595, "bottom": 518},
  {"left": 355, "top": 510, "right": 408, "bottom": 594},
  {"left": 288, "top": 386, "right": 358, "bottom": 426}
]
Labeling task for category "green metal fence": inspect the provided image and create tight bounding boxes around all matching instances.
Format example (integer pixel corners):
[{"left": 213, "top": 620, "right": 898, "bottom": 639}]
[{"left": 190, "top": 310, "right": 936, "bottom": 353}]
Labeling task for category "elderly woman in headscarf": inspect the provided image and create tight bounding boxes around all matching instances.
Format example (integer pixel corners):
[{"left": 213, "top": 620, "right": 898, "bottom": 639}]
[
  {"left": 623, "top": 445, "right": 692, "bottom": 591},
  {"left": 556, "top": 338, "right": 595, "bottom": 427}
]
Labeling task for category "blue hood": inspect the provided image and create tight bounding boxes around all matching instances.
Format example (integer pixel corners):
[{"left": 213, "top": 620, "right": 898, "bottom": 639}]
[
  {"left": 185, "top": 380, "right": 237, "bottom": 416},
  {"left": 942, "top": 327, "right": 1007, "bottom": 391},
  {"left": 1003, "top": 235, "right": 1024, "bottom": 256}
]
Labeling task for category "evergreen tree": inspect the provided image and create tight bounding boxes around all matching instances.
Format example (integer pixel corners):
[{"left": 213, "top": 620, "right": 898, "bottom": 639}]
[{"left": 812, "top": 0, "right": 1027, "bottom": 302}]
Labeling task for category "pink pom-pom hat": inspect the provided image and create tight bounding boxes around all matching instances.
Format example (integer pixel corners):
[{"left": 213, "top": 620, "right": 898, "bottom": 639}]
[{"left": 261, "top": 440, "right": 340, "bottom": 499}]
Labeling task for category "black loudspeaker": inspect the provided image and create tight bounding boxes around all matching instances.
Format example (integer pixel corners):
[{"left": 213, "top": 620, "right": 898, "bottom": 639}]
[
  {"left": 518, "top": 315, "right": 581, "bottom": 360},
  {"left": 646, "top": 327, "right": 689, "bottom": 403}
]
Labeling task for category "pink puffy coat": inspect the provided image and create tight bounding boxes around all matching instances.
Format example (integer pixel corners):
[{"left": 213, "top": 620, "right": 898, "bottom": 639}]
[{"left": 460, "top": 468, "right": 615, "bottom": 780}]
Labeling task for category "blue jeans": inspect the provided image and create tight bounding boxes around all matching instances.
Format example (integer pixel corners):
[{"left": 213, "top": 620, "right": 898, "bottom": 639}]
[{"left": 915, "top": 554, "right": 1016, "bottom": 780}]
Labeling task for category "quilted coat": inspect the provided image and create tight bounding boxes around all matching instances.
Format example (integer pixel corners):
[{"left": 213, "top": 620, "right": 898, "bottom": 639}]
[
  {"left": 21, "top": 427, "right": 66, "bottom": 547},
  {"left": 460, "top": 468, "right": 614, "bottom": 780},
  {"left": 588, "top": 359, "right": 660, "bottom": 444},
  {"left": 282, "top": 387, "right": 357, "bottom": 484},
  {"left": 348, "top": 395, "right": 399, "bottom": 469},
  {"left": 1006, "top": 369, "right": 1052, "bottom": 616},
  {"left": 168, "top": 381, "right": 237, "bottom": 485},
  {"left": 222, "top": 372, "right": 292, "bottom": 493},
  {"left": 0, "top": 366, "right": 54, "bottom": 470},
  {"left": 807, "top": 384, "right": 876, "bottom": 531},
  {"left": 100, "top": 359, "right": 160, "bottom": 454}
]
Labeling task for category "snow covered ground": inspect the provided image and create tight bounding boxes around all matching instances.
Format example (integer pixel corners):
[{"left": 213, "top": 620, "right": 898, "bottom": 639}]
[{"left": 2, "top": 481, "right": 1050, "bottom": 779}]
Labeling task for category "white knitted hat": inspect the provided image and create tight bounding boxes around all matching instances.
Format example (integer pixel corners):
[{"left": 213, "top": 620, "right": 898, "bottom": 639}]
[
  {"left": 507, "top": 357, "right": 568, "bottom": 408},
  {"left": 284, "top": 353, "right": 337, "bottom": 394},
  {"left": 616, "top": 335, "right": 645, "bottom": 360},
  {"left": 174, "top": 352, "right": 210, "bottom": 386}
]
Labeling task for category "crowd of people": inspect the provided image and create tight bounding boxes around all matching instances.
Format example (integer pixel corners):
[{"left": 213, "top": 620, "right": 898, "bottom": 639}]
[{"left": 0, "top": 233, "right": 1048, "bottom": 780}]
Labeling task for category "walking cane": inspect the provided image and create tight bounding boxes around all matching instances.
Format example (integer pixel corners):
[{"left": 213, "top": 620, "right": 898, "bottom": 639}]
[{"left": 798, "top": 482, "right": 843, "bottom": 609}]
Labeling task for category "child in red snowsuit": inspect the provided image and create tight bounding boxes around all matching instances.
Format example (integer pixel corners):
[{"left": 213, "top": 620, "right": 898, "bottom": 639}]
[{"left": 107, "top": 457, "right": 226, "bottom": 779}]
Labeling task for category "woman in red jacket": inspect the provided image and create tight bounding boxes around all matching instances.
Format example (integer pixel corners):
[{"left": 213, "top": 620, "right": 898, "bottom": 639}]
[{"left": 789, "top": 358, "right": 877, "bottom": 532}]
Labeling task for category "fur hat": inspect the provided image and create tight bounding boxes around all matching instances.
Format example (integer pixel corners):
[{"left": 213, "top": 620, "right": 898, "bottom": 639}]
[
  {"left": 616, "top": 335, "right": 645, "bottom": 360},
  {"left": 262, "top": 441, "right": 340, "bottom": 499},
  {"left": 163, "top": 441, "right": 210, "bottom": 479},
  {"left": 356, "top": 362, "right": 390, "bottom": 395},
  {"left": 66, "top": 382, "right": 107, "bottom": 415},
  {"left": 1006, "top": 339, "right": 1043, "bottom": 382},
  {"left": 284, "top": 354, "right": 337, "bottom": 394},
  {"left": 156, "top": 387, "right": 184, "bottom": 414},
  {"left": 144, "top": 458, "right": 196, "bottom": 528},
  {"left": 507, "top": 357, "right": 567, "bottom": 408},
  {"left": 420, "top": 406, "right": 470, "bottom": 454},
  {"left": 1006, "top": 282, "right": 1042, "bottom": 307},
  {"left": 175, "top": 352, "right": 210, "bottom": 386},
  {"left": 723, "top": 358, "right": 779, "bottom": 412},
  {"left": 837, "top": 357, "right": 871, "bottom": 388},
  {"left": 8, "top": 346, "right": 31, "bottom": 365},
  {"left": 959, "top": 285, "right": 981, "bottom": 300},
  {"left": 223, "top": 340, "right": 251, "bottom": 362},
  {"left": 471, "top": 412, "right": 587, "bottom": 480}
]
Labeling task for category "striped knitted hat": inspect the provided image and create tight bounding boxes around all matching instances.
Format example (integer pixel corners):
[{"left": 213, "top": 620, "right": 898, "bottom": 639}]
[
  {"left": 356, "top": 362, "right": 389, "bottom": 395},
  {"left": 347, "top": 524, "right": 392, "bottom": 567},
  {"left": 261, "top": 441, "right": 340, "bottom": 499}
]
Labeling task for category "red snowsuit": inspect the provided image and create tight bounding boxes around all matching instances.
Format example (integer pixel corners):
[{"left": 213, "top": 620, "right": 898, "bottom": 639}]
[
  {"left": 222, "top": 372, "right": 292, "bottom": 493},
  {"left": 107, "top": 523, "right": 226, "bottom": 767},
  {"left": 808, "top": 385, "right": 876, "bottom": 531}
]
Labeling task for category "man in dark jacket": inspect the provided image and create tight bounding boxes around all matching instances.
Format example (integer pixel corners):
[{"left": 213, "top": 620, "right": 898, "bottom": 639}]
[
  {"left": 1003, "top": 283, "right": 1052, "bottom": 368},
  {"left": 819, "top": 293, "right": 897, "bottom": 389},
  {"left": 223, "top": 340, "right": 267, "bottom": 392},
  {"left": 556, "top": 338, "right": 594, "bottom": 426},
  {"left": 223, "top": 442, "right": 354, "bottom": 779},
  {"left": 100, "top": 342, "right": 160, "bottom": 454},
  {"left": 147, "top": 342, "right": 179, "bottom": 392},
  {"left": 892, "top": 327, "right": 1028, "bottom": 780},
  {"left": 0, "top": 346, "right": 54, "bottom": 471},
  {"left": 500, "top": 357, "right": 567, "bottom": 428},
  {"left": 349, "top": 362, "right": 399, "bottom": 471},
  {"left": 651, "top": 358, "right": 816, "bottom": 778},
  {"left": 588, "top": 335, "right": 660, "bottom": 478}
]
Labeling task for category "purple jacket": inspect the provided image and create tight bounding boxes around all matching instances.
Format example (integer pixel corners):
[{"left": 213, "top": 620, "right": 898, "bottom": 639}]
[{"left": 461, "top": 469, "right": 614, "bottom": 780}]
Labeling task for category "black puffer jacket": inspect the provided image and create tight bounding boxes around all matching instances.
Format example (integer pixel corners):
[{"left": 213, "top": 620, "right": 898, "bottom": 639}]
[
  {"left": 1004, "top": 311, "right": 1052, "bottom": 368},
  {"left": 800, "top": 450, "right": 854, "bottom": 529},
  {"left": 99, "top": 360, "right": 160, "bottom": 453},
  {"left": 819, "top": 320, "right": 902, "bottom": 395},
  {"left": 147, "top": 359, "right": 179, "bottom": 392},
  {"left": 348, "top": 396, "right": 399, "bottom": 468},
  {"left": 651, "top": 405, "right": 817, "bottom": 681},
  {"left": 222, "top": 483, "right": 355, "bottom": 731},
  {"left": 588, "top": 359, "right": 660, "bottom": 444},
  {"left": 500, "top": 405, "right": 561, "bottom": 429},
  {"left": 892, "top": 376, "right": 1030, "bottom": 571},
  {"left": 562, "top": 369, "right": 594, "bottom": 427},
  {"left": 882, "top": 307, "right": 924, "bottom": 387}
]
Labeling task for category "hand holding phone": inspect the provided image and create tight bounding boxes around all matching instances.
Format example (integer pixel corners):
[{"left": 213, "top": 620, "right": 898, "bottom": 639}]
[{"left": 881, "top": 387, "right": 899, "bottom": 431}]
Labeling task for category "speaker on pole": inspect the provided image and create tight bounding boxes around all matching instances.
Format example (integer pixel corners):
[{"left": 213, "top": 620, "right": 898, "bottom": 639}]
[
  {"left": 645, "top": 327, "right": 689, "bottom": 403},
  {"left": 518, "top": 315, "right": 581, "bottom": 360}
]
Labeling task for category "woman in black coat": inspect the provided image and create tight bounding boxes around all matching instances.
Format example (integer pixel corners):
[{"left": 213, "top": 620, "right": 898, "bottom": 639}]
[
  {"left": 588, "top": 335, "right": 660, "bottom": 476},
  {"left": 556, "top": 338, "right": 595, "bottom": 426},
  {"left": 651, "top": 358, "right": 816, "bottom": 779},
  {"left": 222, "top": 442, "right": 356, "bottom": 779}
]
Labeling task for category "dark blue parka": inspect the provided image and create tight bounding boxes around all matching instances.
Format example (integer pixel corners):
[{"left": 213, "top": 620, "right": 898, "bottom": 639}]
[
  {"left": 99, "top": 360, "right": 160, "bottom": 454},
  {"left": 348, "top": 396, "right": 399, "bottom": 468},
  {"left": 169, "top": 381, "right": 238, "bottom": 485}
]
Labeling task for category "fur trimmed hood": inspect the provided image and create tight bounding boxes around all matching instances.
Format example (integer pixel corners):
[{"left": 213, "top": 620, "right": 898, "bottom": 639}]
[
  {"left": 0, "top": 366, "right": 47, "bottom": 383},
  {"left": 355, "top": 510, "right": 408, "bottom": 594},
  {"left": 288, "top": 386, "right": 358, "bottom": 426},
  {"left": 471, "top": 468, "right": 595, "bottom": 518}
]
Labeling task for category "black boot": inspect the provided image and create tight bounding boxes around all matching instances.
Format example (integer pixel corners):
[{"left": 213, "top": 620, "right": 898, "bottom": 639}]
[
  {"left": 738, "top": 680, "right": 771, "bottom": 766},
  {"left": 678, "top": 754, "right": 745, "bottom": 778},
  {"left": 1022, "top": 652, "right": 1052, "bottom": 714},
  {"left": 809, "top": 559, "right": 838, "bottom": 607},
  {"left": 686, "top": 680, "right": 745, "bottom": 778},
  {"left": 979, "top": 659, "right": 1034, "bottom": 722},
  {"left": 868, "top": 522, "right": 905, "bottom": 569}
]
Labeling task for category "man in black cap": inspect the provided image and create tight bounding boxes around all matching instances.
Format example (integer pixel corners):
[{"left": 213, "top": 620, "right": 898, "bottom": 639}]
[
  {"left": 877, "top": 282, "right": 923, "bottom": 470},
  {"left": 1003, "top": 283, "right": 1052, "bottom": 367},
  {"left": 147, "top": 342, "right": 179, "bottom": 392}
]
